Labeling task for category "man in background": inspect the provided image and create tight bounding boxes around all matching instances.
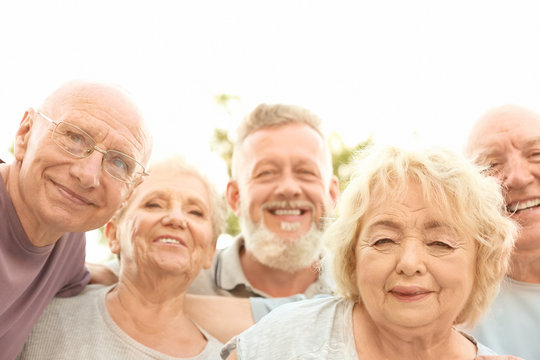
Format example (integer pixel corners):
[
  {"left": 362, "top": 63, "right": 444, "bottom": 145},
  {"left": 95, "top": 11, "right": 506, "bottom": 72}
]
[
  {"left": 466, "top": 104, "right": 540, "bottom": 360},
  {"left": 0, "top": 80, "right": 152, "bottom": 359},
  {"left": 189, "top": 103, "right": 339, "bottom": 298}
]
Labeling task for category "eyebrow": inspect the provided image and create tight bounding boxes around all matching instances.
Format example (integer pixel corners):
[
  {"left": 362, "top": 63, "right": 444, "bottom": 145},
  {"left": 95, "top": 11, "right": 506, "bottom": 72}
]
[
  {"left": 366, "top": 219, "right": 453, "bottom": 231},
  {"left": 71, "top": 119, "right": 138, "bottom": 157},
  {"left": 366, "top": 220, "right": 401, "bottom": 231},
  {"left": 521, "top": 137, "right": 540, "bottom": 149}
]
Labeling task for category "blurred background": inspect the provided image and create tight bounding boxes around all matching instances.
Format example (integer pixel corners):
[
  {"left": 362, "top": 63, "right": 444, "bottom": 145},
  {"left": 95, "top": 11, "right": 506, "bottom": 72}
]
[{"left": 2, "top": 0, "right": 540, "bottom": 262}]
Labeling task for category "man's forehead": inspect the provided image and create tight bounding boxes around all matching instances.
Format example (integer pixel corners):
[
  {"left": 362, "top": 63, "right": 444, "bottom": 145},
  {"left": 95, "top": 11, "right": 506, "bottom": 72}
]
[
  {"left": 244, "top": 130, "right": 325, "bottom": 163},
  {"left": 243, "top": 124, "right": 324, "bottom": 150},
  {"left": 50, "top": 100, "right": 147, "bottom": 158},
  {"left": 467, "top": 108, "right": 540, "bottom": 155},
  {"left": 45, "top": 81, "right": 148, "bottom": 147},
  {"left": 469, "top": 121, "right": 540, "bottom": 157}
]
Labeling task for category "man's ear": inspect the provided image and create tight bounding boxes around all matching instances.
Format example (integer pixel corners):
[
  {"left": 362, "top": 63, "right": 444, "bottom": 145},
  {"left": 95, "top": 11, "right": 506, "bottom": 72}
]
[
  {"left": 14, "top": 110, "right": 36, "bottom": 161},
  {"left": 226, "top": 180, "right": 241, "bottom": 215},
  {"left": 328, "top": 175, "right": 340, "bottom": 209},
  {"left": 106, "top": 222, "right": 121, "bottom": 255}
]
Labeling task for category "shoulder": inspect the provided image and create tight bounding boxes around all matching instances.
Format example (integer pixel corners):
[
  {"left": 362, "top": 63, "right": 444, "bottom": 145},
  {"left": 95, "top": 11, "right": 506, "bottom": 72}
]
[
  {"left": 471, "top": 277, "right": 540, "bottom": 359},
  {"left": 226, "top": 297, "right": 355, "bottom": 359},
  {"left": 476, "top": 342, "right": 498, "bottom": 356},
  {"left": 262, "top": 295, "right": 346, "bottom": 318},
  {"left": 38, "top": 284, "right": 106, "bottom": 319},
  {"left": 195, "top": 329, "right": 224, "bottom": 360},
  {"left": 250, "top": 294, "right": 308, "bottom": 322},
  {"left": 19, "top": 285, "right": 110, "bottom": 358},
  {"left": 189, "top": 236, "right": 253, "bottom": 297},
  {"left": 460, "top": 331, "right": 498, "bottom": 356}
]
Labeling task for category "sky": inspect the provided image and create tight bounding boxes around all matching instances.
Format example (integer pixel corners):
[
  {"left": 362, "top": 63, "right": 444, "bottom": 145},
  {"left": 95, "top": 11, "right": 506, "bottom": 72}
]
[{"left": 2, "top": 0, "right": 540, "bottom": 260}]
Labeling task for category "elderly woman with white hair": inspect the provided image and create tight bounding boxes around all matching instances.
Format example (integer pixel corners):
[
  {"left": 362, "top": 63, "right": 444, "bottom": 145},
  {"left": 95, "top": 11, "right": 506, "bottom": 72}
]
[
  {"left": 18, "top": 156, "right": 228, "bottom": 359},
  {"left": 222, "top": 145, "right": 518, "bottom": 359}
]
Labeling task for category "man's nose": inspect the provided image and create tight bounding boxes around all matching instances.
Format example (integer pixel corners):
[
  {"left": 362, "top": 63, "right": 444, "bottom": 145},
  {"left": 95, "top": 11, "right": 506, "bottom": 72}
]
[
  {"left": 503, "top": 154, "right": 535, "bottom": 190},
  {"left": 69, "top": 151, "right": 102, "bottom": 188},
  {"left": 275, "top": 172, "right": 302, "bottom": 198}
]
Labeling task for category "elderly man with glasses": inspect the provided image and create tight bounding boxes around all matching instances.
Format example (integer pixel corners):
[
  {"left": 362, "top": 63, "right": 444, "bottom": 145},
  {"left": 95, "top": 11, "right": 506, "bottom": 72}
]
[{"left": 0, "top": 80, "right": 152, "bottom": 360}]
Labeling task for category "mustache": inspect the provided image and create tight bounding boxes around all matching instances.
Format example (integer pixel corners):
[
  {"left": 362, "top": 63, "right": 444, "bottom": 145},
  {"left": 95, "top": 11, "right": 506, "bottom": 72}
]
[{"left": 260, "top": 200, "right": 316, "bottom": 211}]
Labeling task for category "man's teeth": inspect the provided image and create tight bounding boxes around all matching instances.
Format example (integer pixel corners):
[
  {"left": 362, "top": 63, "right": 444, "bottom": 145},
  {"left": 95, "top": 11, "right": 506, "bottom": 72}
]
[
  {"left": 157, "top": 238, "right": 180, "bottom": 244},
  {"left": 508, "top": 199, "right": 540, "bottom": 212},
  {"left": 273, "top": 209, "right": 302, "bottom": 216},
  {"left": 281, "top": 222, "right": 300, "bottom": 231}
]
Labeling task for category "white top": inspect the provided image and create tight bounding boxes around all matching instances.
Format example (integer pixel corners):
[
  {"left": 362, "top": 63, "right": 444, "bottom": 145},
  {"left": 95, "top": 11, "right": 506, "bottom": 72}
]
[
  {"left": 17, "top": 284, "right": 223, "bottom": 360},
  {"left": 472, "top": 277, "right": 540, "bottom": 359},
  {"left": 223, "top": 296, "right": 496, "bottom": 359}
]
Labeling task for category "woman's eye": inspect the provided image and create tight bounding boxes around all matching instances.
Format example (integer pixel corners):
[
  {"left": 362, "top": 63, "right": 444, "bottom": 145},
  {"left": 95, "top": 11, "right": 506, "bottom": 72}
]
[
  {"left": 428, "top": 241, "right": 454, "bottom": 250},
  {"left": 189, "top": 210, "right": 204, "bottom": 217},
  {"left": 372, "top": 238, "right": 396, "bottom": 247},
  {"left": 145, "top": 202, "right": 161, "bottom": 208}
]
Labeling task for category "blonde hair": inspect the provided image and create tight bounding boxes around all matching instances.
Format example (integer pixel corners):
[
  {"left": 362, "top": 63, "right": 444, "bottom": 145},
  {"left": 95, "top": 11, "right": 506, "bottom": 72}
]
[
  {"left": 231, "top": 103, "right": 333, "bottom": 181},
  {"left": 327, "top": 145, "right": 517, "bottom": 327}
]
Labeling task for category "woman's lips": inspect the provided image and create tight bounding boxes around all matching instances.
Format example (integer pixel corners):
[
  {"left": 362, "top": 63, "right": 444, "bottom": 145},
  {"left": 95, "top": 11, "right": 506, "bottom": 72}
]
[
  {"left": 153, "top": 236, "right": 187, "bottom": 247},
  {"left": 389, "top": 286, "right": 433, "bottom": 302}
]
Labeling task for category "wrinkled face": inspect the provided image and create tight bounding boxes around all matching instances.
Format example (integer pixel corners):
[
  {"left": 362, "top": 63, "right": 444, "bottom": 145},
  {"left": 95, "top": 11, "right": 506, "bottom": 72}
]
[
  {"left": 111, "top": 171, "right": 215, "bottom": 280},
  {"left": 232, "top": 123, "right": 337, "bottom": 242},
  {"left": 14, "top": 90, "right": 147, "bottom": 234},
  {"left": 355, "top": 182, "right": 476, "bottom": 330},
  {"left": 468, "top": 109, "right": 540, "bottom": 251}
]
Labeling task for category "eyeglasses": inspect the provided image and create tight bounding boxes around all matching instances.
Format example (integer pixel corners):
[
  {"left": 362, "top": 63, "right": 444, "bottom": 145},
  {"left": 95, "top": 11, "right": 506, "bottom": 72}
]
[{"left": 37, "top": 111, "right": 149, "bottom": 184}]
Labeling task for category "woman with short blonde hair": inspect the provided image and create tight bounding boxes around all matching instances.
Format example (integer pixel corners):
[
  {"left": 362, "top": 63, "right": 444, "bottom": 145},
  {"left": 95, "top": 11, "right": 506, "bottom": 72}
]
[{"left": 223, "top": 145, "right": 517, "bottom": 359}]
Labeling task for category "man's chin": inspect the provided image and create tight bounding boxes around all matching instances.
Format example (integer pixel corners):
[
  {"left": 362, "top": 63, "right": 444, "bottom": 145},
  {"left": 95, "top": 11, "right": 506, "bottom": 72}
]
[
  {"left": 242, "top": 220, "right": 323, "bottom": 273},
  {"left": 270, "top": 231, "right": 306, "bottom": 244}
]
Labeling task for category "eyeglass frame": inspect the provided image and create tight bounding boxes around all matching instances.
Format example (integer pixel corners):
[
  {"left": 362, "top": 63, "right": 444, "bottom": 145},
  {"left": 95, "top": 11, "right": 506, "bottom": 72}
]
[{"left": 36, "top": 110, "right": 149, "bottom": 184}]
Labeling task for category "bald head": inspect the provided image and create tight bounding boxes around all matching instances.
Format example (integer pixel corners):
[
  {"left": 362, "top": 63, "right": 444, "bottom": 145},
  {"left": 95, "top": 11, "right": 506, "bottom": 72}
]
[
  {"left": 465, "top": 104, "right": 540, "bottom": 158},
  {"left": 40, "top": 80, "right": 153, "bottom": 166}
]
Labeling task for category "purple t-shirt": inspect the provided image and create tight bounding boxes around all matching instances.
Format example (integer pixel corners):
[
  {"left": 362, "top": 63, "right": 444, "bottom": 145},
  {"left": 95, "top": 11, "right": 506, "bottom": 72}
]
[{"left": 0, "top": 174, "right": 90, "bottom": 359}]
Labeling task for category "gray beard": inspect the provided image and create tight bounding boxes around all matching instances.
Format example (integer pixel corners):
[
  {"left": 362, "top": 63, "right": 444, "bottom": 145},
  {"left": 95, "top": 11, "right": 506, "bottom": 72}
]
[{"left": 240, "top": 202, "right": 326, "bottom": 273}]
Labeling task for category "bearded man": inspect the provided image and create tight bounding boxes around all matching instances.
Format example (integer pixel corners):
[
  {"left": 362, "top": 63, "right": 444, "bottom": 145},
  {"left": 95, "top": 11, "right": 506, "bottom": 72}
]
[{"left": 189, "top": 103, "right": 339, "bottom": 298}]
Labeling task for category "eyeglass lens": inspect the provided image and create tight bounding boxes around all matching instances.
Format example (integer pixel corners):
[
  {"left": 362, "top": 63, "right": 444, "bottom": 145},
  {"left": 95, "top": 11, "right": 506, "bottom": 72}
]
[{"left": 52, "top": 122, "right": 140, "bottom": 182}]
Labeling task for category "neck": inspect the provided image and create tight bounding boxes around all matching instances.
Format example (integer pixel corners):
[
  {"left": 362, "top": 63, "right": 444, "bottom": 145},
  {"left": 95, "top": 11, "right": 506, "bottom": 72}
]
[
  {"left": 508, "top": 247, "right": 540, "bottom": 283},
  {"left": 3, "top": 163, "right": 62, "bottom": 247},
  {"left": 352, "top": 304, "right": 476, "bottom": 360},
  {"left": 240, "top": 248, "right": 319, "bottom": 297},
  {"left": 106, "top": 277, "right": 207, "bottom": 357}
]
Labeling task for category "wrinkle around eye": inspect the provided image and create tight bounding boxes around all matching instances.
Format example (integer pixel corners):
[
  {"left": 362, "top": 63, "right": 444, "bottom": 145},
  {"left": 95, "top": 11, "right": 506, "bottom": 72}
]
[
  {"left": 528, "top": 151, "right": 540, "bottom": 162},
  {"left": 425, "top": 241, "right": 457, "bottom": 256},
  {"left": 427, "top": 241, "right": 455, "bottom": 250},
  {"left": 188, "top": 209, "right": 205, "bottom": 217},
  {"left": 144, "top": 202, "right": 162, "bottom": 209},
  {"left": 143, "top": 197, "right": 168, "bottom": 209},
  {"left": 368, "top": 238, "right": 399, "bottom": 252},
  {"left": 253, "top": 169, "right": 279, "bottom": 180}
]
